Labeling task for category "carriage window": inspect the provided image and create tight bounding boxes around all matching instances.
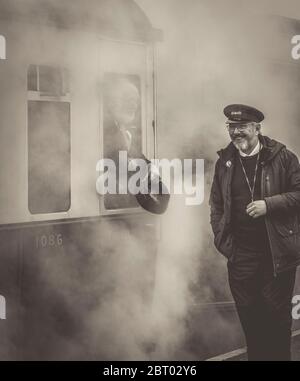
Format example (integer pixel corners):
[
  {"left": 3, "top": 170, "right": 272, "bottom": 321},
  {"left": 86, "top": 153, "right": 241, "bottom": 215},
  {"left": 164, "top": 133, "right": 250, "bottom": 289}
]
[
  {"left": 102, "top": 73, "right": 142, "bottom": 210},
  {"left": 27, "top": 65, "right": 38, "bottom": 91},
  {"left": 27, "top": 64, "right": 69, "bottom": 95},
  {"left": 28, "top": 101, "right": 71, "bottom": 214}
]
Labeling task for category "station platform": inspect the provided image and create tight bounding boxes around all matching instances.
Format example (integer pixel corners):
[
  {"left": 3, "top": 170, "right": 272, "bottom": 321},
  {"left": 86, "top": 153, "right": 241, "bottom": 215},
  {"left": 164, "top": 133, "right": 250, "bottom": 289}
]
[{"left": 207, "top": 329, "right": 300, "bottom": 361}]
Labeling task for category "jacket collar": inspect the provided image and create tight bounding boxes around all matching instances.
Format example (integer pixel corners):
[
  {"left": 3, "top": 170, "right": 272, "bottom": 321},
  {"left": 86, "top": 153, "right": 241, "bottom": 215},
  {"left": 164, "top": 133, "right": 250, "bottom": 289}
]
[
  {"left": 239, "top": 140, "right": 261, "bottom": 157},
  {"left": 217, "top": 134, "right": 285, "bottom": 164}
]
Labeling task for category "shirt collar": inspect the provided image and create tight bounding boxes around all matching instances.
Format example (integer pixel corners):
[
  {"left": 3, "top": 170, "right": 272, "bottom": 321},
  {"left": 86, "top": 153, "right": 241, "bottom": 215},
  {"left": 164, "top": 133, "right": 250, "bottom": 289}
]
[{"left": 239, "top": 140, "right": 261, "bottom": 157}]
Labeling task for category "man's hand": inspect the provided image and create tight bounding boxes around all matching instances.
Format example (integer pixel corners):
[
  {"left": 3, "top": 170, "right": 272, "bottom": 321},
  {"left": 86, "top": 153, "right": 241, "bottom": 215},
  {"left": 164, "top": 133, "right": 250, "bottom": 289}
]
[{"left": 246, "top": 200, "right": 267, "bottom": 219}]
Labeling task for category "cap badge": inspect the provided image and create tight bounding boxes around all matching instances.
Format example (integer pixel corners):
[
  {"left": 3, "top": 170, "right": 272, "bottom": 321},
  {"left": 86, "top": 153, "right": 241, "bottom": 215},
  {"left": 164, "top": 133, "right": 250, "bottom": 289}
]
[{"left": 226, "top": 160, "right": 232, "bottom": 168}]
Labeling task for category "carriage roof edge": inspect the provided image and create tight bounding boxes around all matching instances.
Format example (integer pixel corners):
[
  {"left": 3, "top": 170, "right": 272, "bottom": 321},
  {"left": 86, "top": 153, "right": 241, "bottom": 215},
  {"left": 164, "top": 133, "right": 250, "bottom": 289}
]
[{"left": 0, "top": 0, "right": 163, "bottom": 42}]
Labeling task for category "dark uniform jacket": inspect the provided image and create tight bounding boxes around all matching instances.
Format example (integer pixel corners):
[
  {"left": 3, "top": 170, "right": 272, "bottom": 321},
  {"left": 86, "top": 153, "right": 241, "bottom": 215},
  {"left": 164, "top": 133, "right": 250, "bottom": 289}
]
[{"left": 209, "top": 134, "right": 300, "bottom": 275}]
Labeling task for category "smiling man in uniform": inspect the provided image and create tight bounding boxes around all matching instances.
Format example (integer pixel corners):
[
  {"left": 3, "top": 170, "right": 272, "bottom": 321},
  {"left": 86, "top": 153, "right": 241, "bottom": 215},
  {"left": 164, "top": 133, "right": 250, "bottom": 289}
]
[{"left": 209, "top": 104, "right": 300, "bottom": 360}]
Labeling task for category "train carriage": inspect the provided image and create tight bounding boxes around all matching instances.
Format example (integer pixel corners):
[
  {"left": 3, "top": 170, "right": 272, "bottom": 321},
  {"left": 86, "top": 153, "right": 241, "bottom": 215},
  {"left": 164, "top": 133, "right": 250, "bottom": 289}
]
[{"left": 0, "top": 0, "right": 162, "bottom": 360}]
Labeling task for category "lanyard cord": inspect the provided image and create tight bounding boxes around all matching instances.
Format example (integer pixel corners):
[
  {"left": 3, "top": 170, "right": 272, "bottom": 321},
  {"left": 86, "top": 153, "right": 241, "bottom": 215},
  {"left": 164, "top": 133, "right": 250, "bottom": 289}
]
[{"left": 238, "top": 145, "right": 261, "bottom": 203}]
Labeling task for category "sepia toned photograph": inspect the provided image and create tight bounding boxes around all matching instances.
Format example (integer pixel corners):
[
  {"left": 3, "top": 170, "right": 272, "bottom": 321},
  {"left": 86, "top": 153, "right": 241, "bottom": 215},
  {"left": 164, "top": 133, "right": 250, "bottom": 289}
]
[{"left": 0, "top": 0, "right": 300, "bottom": 366}]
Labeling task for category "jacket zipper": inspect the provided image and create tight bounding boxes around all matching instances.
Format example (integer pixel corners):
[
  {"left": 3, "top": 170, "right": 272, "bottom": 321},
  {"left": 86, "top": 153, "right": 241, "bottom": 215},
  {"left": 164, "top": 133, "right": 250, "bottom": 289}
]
[
  {"left": 225, "top": 159, "right": 235, "bottom": 262},
  {"left": 261, "top": 162, "right": 277, "bottom": 277}
]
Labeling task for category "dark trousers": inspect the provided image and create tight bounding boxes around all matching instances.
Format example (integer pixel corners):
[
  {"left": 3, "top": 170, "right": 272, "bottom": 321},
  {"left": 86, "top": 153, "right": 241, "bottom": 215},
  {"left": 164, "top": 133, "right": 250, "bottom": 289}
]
[{"left": 228, "top": 245, "right": 296, "bottom": 361}]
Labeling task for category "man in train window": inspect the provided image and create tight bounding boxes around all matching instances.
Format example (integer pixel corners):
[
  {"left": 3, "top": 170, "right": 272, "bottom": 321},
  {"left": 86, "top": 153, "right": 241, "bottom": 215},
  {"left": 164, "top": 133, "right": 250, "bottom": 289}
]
[
  {"left": 102, "top": 74, "right": 141, "bottom": 210},
  {"left": 102, "top": 74, "right": 169, "bottom": 214},
  {"left": 103, "top": 74, "right": 142, "bottom": 159},
  {"left": 209, "top": 104, "right": 300, "bottom": 360}
]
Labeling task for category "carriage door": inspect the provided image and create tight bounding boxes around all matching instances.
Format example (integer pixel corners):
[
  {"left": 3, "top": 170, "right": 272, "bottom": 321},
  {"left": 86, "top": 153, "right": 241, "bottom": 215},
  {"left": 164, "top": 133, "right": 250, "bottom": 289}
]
[{"left": 98, "top": 39, "right": 155, "bottom": 214}]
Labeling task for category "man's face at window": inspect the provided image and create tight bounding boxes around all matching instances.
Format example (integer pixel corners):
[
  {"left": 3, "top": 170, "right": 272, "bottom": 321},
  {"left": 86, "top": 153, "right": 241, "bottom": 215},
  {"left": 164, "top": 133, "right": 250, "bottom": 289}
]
[
  {"left": 108, "top": 81, "right": 140, "bottom": 126},
  {"left": 228, "top": 122, "right": 259, "bottom": 151}
]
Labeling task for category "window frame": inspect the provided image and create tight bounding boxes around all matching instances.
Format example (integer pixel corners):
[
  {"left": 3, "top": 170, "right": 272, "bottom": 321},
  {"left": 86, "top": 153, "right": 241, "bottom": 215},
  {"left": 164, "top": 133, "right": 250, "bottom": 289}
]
[{"left": 27, "top": 64, "right": 72, "bottom": 217}]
